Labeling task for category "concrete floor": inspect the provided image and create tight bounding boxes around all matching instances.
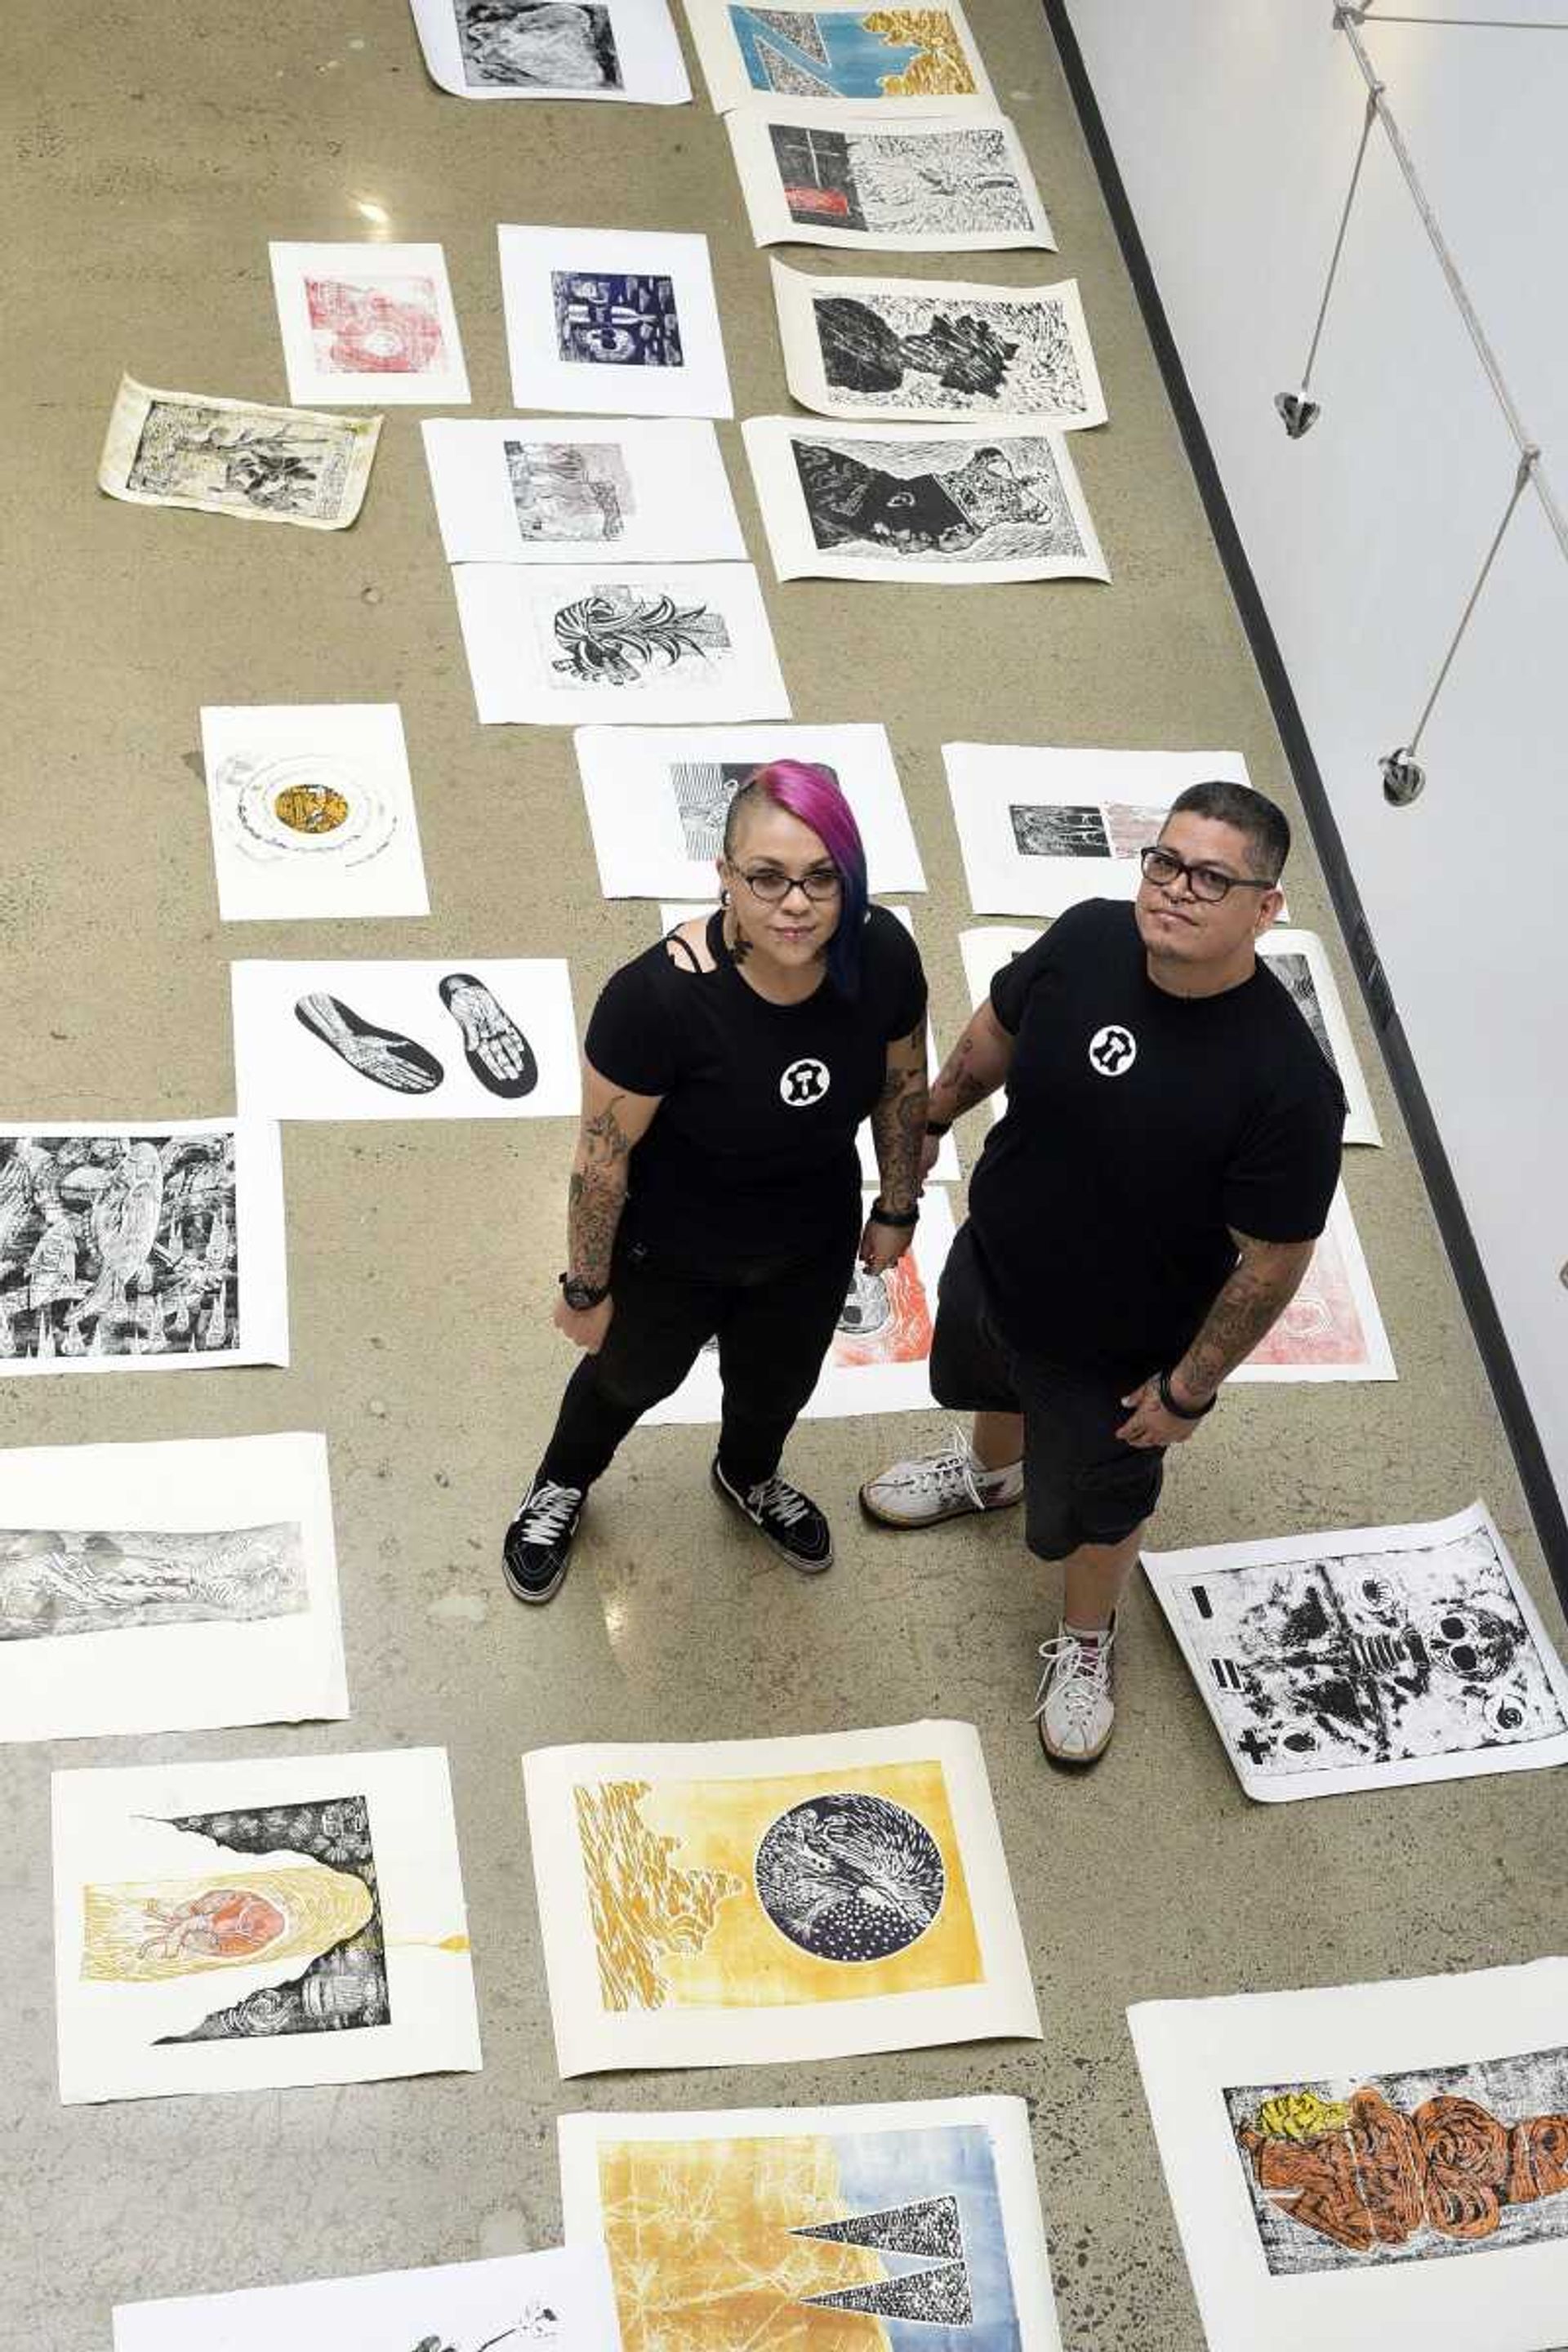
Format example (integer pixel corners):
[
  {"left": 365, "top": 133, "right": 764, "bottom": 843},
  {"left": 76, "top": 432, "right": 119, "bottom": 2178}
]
[{"left": 3, "top": 4, "right": 1565, "bottom": 2349}]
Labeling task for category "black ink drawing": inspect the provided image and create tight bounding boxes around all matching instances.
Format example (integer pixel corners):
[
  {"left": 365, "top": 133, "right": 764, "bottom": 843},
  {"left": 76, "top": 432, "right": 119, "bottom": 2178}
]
[
  {"left": 149, "top": 1793, "right": 388, "bottom": 2042},
  {"left": 670, "top": 760, "right": 840, "bottom": 857},
  {"left": 812, "top": 290, "right": 1088, "bottom": 418},
  {"left": 216, "top": 749, "right": 399, "bottom": 872},
  {"left": 752, "top": 1791, "right": 945, "bottom": 1961},
  {"left": 296, "top": 996, "right": 446, "bottom": 1094},
  {"left": 1267, "top": 951, "right": 1337, "bottom": 1076},
  {"left": 791, "top": 432, "right": 1085, "bottom": 563},
  {"left": 1225, "top": 2046, "right": 1568, "bottom": 2274},
  {"left": 439, "top": 974, "right": 540, "bottom": 1098},
  {"left": 838, "top": 1263, "right": 892, "bottom": 1339},
  {"left": 551, "top": 273, "right": 684, "bottom": 368},
  {"left": 1008, "top": 803, "right": 1110, "bottom": 859},
  {"left": 550, "top": 586, "right": 732, "bottom": 686},
  {"left": 769, "top": 121, "right": 1035, "bottom": 240},
  {"left": 127, "top": 403, "right": 356, "bottom": 521},
  {"left": 0, "top": 1521, "right": 305, "bottom": 1642},
  {"left": 1177, "top": 1523, "right": 1567, "bottom": 1777},
  {"left": 412, "top": 2313, "right": 559, "bottom": 2352},
  {"left": 1101, "top": 800, "right": 1165, "bottom": 858},
  {"left": 0, "top": 1134, "right": 238, "bottom": 1364},
  {"left": 505, "top": 439, "right": 634, "bottom": 542},
  {"left": 457, "top": 0, "right": 622, "bottom": 88},
  {"left": 794, "top": 2197, "right": 972, "bottom": 2323}
]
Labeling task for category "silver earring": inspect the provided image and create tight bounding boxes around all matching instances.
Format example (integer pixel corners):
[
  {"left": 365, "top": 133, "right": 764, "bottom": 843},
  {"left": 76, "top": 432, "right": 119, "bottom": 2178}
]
[{"left": 720, "top": 887, "right": 732, "bottom": 905}]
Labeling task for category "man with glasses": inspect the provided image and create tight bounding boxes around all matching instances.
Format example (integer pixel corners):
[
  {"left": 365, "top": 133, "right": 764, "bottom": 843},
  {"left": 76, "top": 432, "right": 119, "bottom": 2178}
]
[{"left": 862, "top": 779, "right": 1346, "bottom": 1766}]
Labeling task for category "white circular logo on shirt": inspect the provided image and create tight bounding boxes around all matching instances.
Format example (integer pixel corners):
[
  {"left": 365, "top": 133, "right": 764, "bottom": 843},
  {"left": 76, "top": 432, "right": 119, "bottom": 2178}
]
[
  {"left": 1088, "top": 1023, "right": 1138, "bottom": 1078},
  {"left": 779, "top": 1056, "right": 831, "bottom": 1107}
]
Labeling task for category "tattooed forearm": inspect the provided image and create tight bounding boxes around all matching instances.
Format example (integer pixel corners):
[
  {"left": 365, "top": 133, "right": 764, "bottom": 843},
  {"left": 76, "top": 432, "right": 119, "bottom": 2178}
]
[
  {"left": 871, "top": 1035, "right": 929, "bottom": 1213},
  {"left": 1173, "top": 1233, "right": 1316, "bottom": 1401},
  {"left": 926, "top": 1004, "right": 1014, "bottom": 1129},
  {"left": 567, "top": 1094, "right": 633, "bottom": 1287}
]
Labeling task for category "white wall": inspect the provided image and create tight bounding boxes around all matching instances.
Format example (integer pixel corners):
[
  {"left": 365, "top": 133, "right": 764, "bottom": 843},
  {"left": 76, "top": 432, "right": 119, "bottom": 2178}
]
[{"left": 1064, "top": 0, "right": 1568, "bottom": 1507}]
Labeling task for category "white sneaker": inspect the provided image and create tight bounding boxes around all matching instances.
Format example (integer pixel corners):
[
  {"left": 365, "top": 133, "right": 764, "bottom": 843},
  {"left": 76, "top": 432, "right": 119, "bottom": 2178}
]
[
  {"left": 859, "top": 1423, "right": 1024, "bottom": 1529},
  {"left": 1033, "top": 1617, "right": 1117, "bottom": 1766}
]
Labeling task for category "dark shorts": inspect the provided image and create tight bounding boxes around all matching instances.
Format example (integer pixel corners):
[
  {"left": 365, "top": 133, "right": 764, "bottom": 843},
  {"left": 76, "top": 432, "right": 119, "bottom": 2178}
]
[{"left": 929, "top": 1223, "right": 1165, "bottom": 1561}]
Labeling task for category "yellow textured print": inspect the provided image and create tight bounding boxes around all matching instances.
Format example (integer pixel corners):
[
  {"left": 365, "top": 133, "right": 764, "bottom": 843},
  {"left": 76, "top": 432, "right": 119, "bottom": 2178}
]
[
  {"left": 80, "top": 1863, "right": 373, "bottom": 1982},
  {"left": 575, "top": 1762, "right": 982, "bottom": 2013},
  {"left": 598, "top": 2134, "right": 887, "bottom": 2352},
  {"left": 1255, "top": 2090, "right": 1354, "bottom": 2144},
  {"left": 862, "top": 10, "right": 977, "bottom": 96}
]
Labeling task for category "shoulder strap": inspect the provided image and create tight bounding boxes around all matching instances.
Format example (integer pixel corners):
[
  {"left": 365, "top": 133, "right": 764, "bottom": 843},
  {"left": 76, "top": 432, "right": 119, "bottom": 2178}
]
[{"left": 663, "top": 927, "right": 705, "bottom": 973}]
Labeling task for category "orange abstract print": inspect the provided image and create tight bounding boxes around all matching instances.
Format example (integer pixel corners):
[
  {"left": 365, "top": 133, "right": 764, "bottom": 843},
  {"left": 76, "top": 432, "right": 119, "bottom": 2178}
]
[{"left": 833, "top": 1251, "right": 933, "bottom": 1370}]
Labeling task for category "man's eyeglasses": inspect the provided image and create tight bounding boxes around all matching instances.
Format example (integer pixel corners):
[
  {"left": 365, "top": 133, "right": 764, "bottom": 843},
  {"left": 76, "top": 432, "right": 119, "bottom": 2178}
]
[
  {"left": 737, "top": 864, "right": 842, "bottom": 903},
  {"left": 1138, "top": 844, "right": 1275, "bottom": 906}
]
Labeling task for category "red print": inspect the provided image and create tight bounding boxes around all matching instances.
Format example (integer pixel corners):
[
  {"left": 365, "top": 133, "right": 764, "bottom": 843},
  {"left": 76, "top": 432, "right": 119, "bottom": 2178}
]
[{"left": 305, "top": 274, "right": 447, "bottom": 375}]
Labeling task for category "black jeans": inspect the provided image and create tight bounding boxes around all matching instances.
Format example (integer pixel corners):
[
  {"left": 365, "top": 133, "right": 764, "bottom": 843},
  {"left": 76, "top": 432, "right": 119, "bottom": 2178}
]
[{"left": 540, "top": 1222, "right": 860, "bottom": 1494}]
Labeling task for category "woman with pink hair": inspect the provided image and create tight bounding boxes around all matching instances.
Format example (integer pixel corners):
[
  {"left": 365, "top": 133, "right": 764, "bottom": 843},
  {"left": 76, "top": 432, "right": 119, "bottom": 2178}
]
[{"left": 503, "top": 760, "right": 929, "bottom": 1602}]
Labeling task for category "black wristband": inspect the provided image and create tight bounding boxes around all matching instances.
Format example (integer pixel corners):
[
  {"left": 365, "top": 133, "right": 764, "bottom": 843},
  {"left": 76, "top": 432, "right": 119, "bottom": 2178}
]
[
  {"left": 868, "top": 1201, "right": 919, "bottom": 1230},
  {"left": 559, "top": 1272, "right": 610, "bottom": 1310},
  {"left": 1158, "top": 1368, "right": 1216, "bottom": 1420},
  {"left": 924, "top": 1117, "right": 953, "bottom": 1138}
]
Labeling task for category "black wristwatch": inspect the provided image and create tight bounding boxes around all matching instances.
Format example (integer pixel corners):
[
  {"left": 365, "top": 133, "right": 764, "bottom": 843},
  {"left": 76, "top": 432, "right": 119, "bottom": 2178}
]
[
  {"left": 1157, "top": 1368, "right": 1217, "bottom": 1420},
  {"left": 559, "top": 1272, "right": 610, "bottom": 1311}
]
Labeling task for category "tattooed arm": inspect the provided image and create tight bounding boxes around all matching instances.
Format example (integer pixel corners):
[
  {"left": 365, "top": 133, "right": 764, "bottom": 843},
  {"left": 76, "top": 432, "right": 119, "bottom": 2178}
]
[
  {"left": 1116, "top": 1229, "right": 1317, "bottom": 1446},
  {"left": 555, "top": 1058, "right": 662, "bottom": 1352},
  {"left": 862, "top": 1022, "right": 929, "bottom": 1273},
  {"left": 924, "top": 1000, "right": 1017, "bottom": 1143}
]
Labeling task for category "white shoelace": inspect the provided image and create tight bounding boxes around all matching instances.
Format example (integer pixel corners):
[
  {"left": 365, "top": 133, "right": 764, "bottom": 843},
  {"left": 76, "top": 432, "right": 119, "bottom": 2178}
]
[
  {"left": 1031, "top": 1628, "right": 1115, "bottom": 1731},
  {"left": 519, "top": 1480, "right": 581, "bottom": 1545},
  {"left": 748, "top": 1475, "right": 811, "bottom": 1526},
  {"left": 891, "top": 1422, "right": 991, "bottom": 1508}
]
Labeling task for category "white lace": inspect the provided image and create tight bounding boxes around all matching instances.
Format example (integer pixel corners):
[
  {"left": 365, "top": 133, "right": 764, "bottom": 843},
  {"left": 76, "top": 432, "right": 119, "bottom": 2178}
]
[
  {"left": 888, "top": 1423, "right": 991, "bottom": 1508},
  {"left": 519, "top": 1479, "right": 581, "bottom": 1544},
  {"left": 748, "top": 1475, "right": 812, "bottom": 1526},
  {"left": 1031, "top": 1626, "right": 1115, "bottom": 1733}
]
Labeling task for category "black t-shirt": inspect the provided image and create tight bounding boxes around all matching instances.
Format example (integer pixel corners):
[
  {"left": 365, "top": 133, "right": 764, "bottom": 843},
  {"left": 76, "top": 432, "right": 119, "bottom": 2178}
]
[
  {"left": 585, "top": 905, "right": 927, "bottom": 1272},
  {"left": 968, "top": 900, "right": 1346, "bottom": 1379}
]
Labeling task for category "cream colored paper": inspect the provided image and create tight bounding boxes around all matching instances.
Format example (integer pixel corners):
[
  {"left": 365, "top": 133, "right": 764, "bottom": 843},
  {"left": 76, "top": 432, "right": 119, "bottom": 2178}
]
[
  {"left": 726, "top": 104, "right": 1055, "bottom": 250},
  {"left": 98, "top": 374, "right": 380, "bottom": 529},
  {"left": 685, "top": 0, "right": 995, "bottom": 114}
]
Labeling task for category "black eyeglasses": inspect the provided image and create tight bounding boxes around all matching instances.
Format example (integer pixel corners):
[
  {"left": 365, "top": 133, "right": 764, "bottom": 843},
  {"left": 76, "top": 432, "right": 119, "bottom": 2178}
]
[
  {"left": 1139, "top": 844, "right": 1275, "bottom": 905},
  {"left": 736, "top": 864, "right": 842, "bottom": 904}
]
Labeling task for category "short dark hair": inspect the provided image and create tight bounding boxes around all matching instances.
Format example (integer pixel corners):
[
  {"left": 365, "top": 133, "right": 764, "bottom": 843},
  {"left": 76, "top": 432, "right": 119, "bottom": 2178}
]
[{"left": 1165, "top": 779, "right": 1290, "bottom": 881}]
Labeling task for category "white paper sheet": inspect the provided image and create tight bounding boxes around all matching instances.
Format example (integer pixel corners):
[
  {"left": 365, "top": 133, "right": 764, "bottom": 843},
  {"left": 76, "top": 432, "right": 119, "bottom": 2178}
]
[
  {"left": 1232, "top": 1183, "right": 1394, "bottom": 1383},
  {"left": 98, "top": 375, "right": 381, "bottom": 531},
  {"left": 1129, "top": 1958, "right": 1568, "bottom": 2352},
  {"left": 1144, "top": 1499, "right": 1568, "bottom": 1802},
  {"left": 54, "top": 1745, "right": 480, "bottom": 2104},
  {"left": 946, "top": 744, "right": 1256, "bottom": 915},
  {"left": 576, "top": 721, "right": 925, "bottom": 898},
  {"left": 1258, "top": 926, "right": 1382, "bottom": 1147},
  {"left": 526, "top": 1718, "right": 1040, "bottom": 2075},
  {"left": 408, "top": 0, "right": 690, "bottom": 102},
  {"left": 0, "top": 1120, "right": 287, "bottom": 1378},
  {"left": 422, "top": 417, "right": 745, "bottom": 563},
  {"left": 726, "top": 105, "right": 1056, "bottom": 251},
  {"left": 230, "top": 957, "right": 581, "bottom": 1122},
  {"left": 0, "top": 1433, "right": 345, "bottom": 1745},
  {"left": 657, "top": 898, "right": 959, "bottom": 1179},
  {"left": 198, "top": 702, "right": 429, "bottom": 922},
  {"left": 559, "top": 2093, "right": 1062, "bottom": 2352},
  {"left": 772, "top": 261, "right": 1104, "bottom": 429},
  {"left": 685, "top": 0, "right": 996, "bottom": 114},
  {"left": 500, "top": 225, "right": 733, "bottom": 416},
  {"left": 452, "top": 561, "right": 791, "bottom": 724},
  {"left": 116, "top": 2244, "right": 617, "bottom": 2352},
  {"left": 743, "top": 416, "right": 1107, "bottom": 585},
  {"left": 644, "top": 1181, "right": 956, "bottom": 1423},
  {"left": 269, "top": 241, "right": 470, "bottom": 408}
]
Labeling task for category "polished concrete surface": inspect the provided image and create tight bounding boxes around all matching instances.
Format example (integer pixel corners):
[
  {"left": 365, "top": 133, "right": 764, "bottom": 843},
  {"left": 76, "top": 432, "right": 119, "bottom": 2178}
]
[{"left": 3, "top": 5, "right": 1564, "bottom": 2349}]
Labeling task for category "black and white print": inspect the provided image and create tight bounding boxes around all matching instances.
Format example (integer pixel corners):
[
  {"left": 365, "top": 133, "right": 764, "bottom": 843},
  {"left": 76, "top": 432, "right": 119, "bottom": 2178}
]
[
  {"left": 754, "top": 1793, "right": 947, "bottom": 1962},
  {"left": 457, "top": 0, "right": 623, "bottom": 88},
  {"left": 99, "top": 376, "right": 381, "bottom": 531},
  {"left": 0, "top": 1521, "right": 305, "bottom": 1643},
  {"left": 669, "top": 760, "right": 759, "bottom": 856},
  {"left": 1009, "top": 803, "right": 1110, "bottom": 858},
  {"left": 728, "top": 111, "right": 1055, "bottom": 251},
  {"left": 1258, "top": 927, "right": 1383, "bottom": 1146},
  {"left": 423, "top": 419, "right": 745, "bottom": 565},
  {"left": 506, "top": 438, "right": 634, "bottom": 541}
]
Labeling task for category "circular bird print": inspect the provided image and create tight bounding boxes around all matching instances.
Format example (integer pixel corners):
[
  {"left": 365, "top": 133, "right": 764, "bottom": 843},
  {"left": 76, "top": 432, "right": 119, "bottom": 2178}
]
[{"left": 753, "top": 1792, "right": 945, "bottom": 1963}]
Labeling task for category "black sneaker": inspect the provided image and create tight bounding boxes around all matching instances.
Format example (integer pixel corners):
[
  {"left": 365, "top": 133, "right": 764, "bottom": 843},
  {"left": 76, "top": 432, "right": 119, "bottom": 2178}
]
[
  {"left": 501, "top": 1473, "right": 584, "bottom": 1605},
  {"left": 710, "top": 1458, "right": 833, "bottom": 1573}
]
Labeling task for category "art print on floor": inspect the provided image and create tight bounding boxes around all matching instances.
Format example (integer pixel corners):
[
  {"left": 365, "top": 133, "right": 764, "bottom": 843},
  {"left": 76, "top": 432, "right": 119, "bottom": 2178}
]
[
  {"left": 1144, "top": 1500, "right": 1568, "bottom": 1800},
  {"left": 500, "top": 226, "right": 732, "bottom": 416},
  {"left": 114, "top": 2244, "right": 617, "bottom": 2352},
  {"left": 0, "top": 1432, "right": 345, "bottom": 1744},
  {"left": 945, "top": 744, "right": 1256, "bottom": 916},
  {"left": 727, "top": 106, "right": 1055, "bottom": 250},
  {"left": 743, "top": 417, "right": 1107, "bottom": 584},
  {"left": 1232, "top": 1185, "right": 1394, "bottom": 1383},
  {"left": 408, "top": 0, "right": 691, "bottom": 102},
  {"left": 644, "top": 1183, "right": 956, "bottom": 1423},
  {"left": 269, "top": 242, "right": 470, "bottom": 407},
  {"left": 1130, "top": 1958, "right": 1568, "bottom": 2352},
  {"left": 559, "top": 2094, "right": 1062, "bottom": 2352},
  {"left": 686, "top": 0, "right": 996, "bottom": 114},
  {"left": 199, "top": 703, "right": 429, "bottom": 921},
  {"left": 772, "top": 263, "right": 1104, "bottom": 427},
  {"left": 575, "top": 720, "right": 924, "bottom": 897},
  {"left": 421, "top": 417, "right": 745, "bottom": 564},
  {"left": 0, "top": 1121, "right": 287, "bottom": 1377},
  {"left": 99, "top": 376, "right": 381, "bottom": 530},
  {"left": 527, "top": 1719, "right": 1038, "bottom": 2073},
  {"left": 452, "top": 562, "right": 791, "bottom": 724},
  {"left": 1257, "top": 927, "right": 1382, "bottom": 1146},
  {"left": 54, "top": 1746, "right": 480, "bottom": 2103},
  {"left": 230, "top": 958, "right": 580, "bottom": 1122}
]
